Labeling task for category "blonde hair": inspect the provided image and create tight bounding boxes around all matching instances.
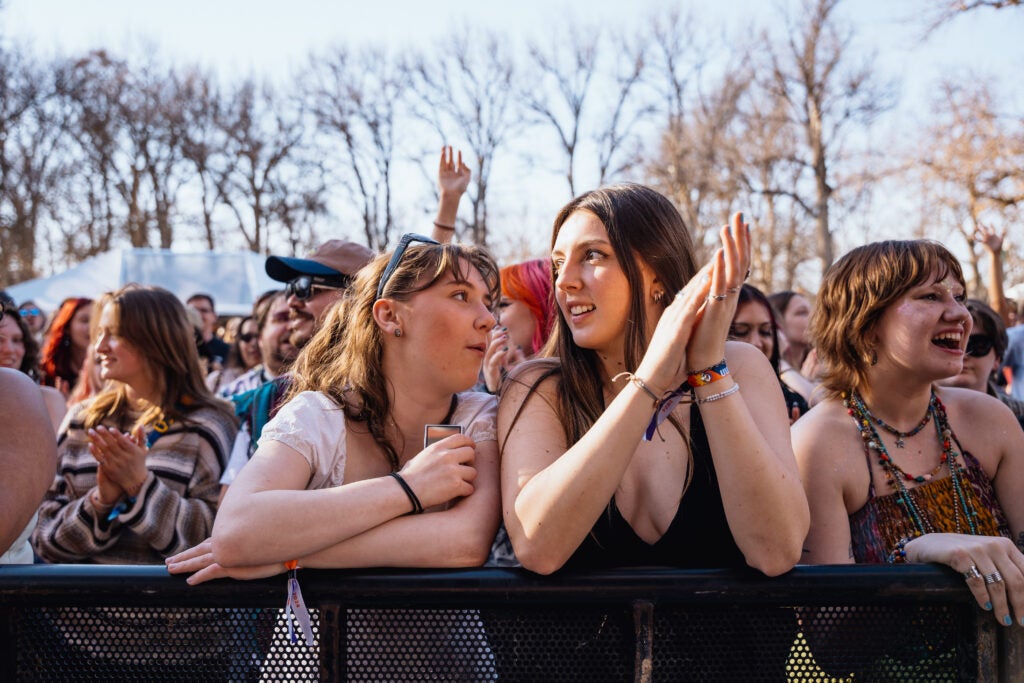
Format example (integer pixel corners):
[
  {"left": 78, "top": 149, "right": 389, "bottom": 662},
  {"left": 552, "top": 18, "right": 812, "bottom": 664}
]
[
  {"left": 811, "top": 240, "right": 965, "bottom": 399},
  {"left": 81, "top": 285, "right": 233, "bottom": 431},
  {"left": 288, "top": 242, "right": 500, "bottom": 470}
]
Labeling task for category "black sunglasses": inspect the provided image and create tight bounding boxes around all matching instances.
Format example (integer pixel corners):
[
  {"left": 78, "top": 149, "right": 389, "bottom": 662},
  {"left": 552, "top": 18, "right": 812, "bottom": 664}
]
[
  {"left": 286, "top": 275, "right": 349, "bottom": 302},
  {"left": 965, "top": 334, "right": 995, "bottom": 358},
  {"left": 375, "top": 233, "right": 441, "bottom": 301},
  {"left": 238, "top": 332, "right": 258, "bottom": 343}
]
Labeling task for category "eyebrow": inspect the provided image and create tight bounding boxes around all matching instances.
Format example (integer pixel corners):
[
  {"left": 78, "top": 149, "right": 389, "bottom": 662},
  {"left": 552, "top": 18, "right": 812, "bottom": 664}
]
[{"left": 551, "top": 238, "right": 612, "bottom": 257}]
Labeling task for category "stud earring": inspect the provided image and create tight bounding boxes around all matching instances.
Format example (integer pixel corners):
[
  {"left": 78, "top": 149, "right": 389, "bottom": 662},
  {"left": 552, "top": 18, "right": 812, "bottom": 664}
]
[
  {"left": 394, "top": 328, "right": 403, "bottom": 338},
  {"left": 653, "top": 290, "right": 665, "bottom": 304}
]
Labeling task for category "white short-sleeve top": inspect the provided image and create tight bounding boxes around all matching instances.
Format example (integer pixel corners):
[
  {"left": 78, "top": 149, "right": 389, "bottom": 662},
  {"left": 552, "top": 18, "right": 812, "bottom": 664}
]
[{"left": 258, "top": 390, "right": 497, "bottom": 490}]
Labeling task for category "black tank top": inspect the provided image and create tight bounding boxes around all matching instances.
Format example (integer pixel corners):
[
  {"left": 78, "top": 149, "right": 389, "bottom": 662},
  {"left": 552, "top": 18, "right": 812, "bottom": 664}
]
[{"left": 564, "top": 404, "right": 745, "bottom": 569}]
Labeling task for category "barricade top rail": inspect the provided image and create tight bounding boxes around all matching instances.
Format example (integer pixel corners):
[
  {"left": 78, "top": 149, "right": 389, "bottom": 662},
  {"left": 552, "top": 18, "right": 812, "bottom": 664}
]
[{"left": 0, "top": 563, "right": 972, "bottom": 608}]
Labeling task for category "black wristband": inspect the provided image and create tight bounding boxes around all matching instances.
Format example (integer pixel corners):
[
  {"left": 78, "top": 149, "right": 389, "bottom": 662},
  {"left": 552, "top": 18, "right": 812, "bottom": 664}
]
[{"left": 389, "top": 472, "right": 423, "bottom": 514}]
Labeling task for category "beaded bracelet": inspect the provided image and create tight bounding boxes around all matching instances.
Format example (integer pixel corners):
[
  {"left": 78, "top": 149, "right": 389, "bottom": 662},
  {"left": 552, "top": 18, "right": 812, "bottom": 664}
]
[
  {"left": 687, "top": 360, "right": 729, "bottom": 387},
  {"left": 886, "top": 535, "right": 916, "bottom": 564},
  {"left": 433, "top": 220, "right": 456, "bottom": 231},
  {"left": 695, "top": 382, "right": 740, "bottom": 404},
  {"left": 390, "top": 471, "right": 424, "bottom": 514}
]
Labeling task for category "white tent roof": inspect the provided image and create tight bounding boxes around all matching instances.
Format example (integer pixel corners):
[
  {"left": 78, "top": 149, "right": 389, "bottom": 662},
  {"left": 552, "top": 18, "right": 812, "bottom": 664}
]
[{"left": 6, "top": 249, "right": 280, "bottom": 317}]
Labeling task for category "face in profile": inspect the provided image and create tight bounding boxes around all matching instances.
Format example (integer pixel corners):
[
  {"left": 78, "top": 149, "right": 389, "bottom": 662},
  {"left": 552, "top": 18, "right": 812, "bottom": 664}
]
[
  {"left": 552, "top": 210, "right": 636, "bottom": 356},
  {"left": 498, "top": 297, "right": 536, "bottom": 356},
  {"left": 94, "top": 303, "right": 150, "bottom": 390},
  {"left": 390, "top": 258, "right": 496, "bottom": 393}
]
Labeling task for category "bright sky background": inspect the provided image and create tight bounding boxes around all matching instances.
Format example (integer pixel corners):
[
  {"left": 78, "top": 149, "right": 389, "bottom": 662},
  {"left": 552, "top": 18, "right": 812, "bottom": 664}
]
[{"left": 3, "top": 0, "right": 1024, "bottom": 270}]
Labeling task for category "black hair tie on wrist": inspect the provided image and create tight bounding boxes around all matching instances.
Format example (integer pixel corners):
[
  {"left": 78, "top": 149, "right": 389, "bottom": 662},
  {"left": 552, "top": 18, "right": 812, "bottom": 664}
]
[{"left": 389, "top": 472, "right": 423, "bottom": 514}]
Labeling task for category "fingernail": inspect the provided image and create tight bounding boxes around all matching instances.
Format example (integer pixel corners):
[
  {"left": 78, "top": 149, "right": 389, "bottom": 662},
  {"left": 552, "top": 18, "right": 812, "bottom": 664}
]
[
  {"left": 502, "top": 347, "right": 508, "bottom": 352},
  {"left": 1004, "top": 615, "right": 1013, "bottom": 626},
  {"left": 985, "top": 602, "right": 993, "bottom": 611}
]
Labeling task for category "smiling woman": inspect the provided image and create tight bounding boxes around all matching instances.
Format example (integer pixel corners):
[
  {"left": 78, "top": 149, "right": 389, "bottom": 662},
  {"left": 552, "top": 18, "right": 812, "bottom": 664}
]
[{"left": 793, "top": 241, "right": 1024, "bottom": 636}]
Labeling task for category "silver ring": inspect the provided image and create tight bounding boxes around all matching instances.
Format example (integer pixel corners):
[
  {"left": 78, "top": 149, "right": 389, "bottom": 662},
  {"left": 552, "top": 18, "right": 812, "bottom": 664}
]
[
  {"left": 984, "top": 570, "right": 1003, "bottom": 585},
  {"left": 707, "top": 293, "right": 728, "bottom": 302},
  {"left": 963, "top": 565, "right": 982, "bottom": 581},
  {"left": 726, "top": 286, "right": 741, "bottom": 294}
]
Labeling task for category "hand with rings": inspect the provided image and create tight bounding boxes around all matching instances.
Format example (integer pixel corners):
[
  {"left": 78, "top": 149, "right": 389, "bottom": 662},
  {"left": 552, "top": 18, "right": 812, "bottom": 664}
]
[{"left": 904, "top": 533, "right": 1024, "bottom": 627}]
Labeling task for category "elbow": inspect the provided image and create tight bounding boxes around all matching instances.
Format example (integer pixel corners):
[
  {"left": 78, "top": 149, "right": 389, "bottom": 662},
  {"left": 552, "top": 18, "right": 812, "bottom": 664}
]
[
  {"left": 210, "top": 528, "right": 250, "bottom": 568},
  {"left": 746, "top": 542, "right": 803, "bottom": 577},
  {"left": 511, "top": 540, "right": 568, "bottom": 576}
]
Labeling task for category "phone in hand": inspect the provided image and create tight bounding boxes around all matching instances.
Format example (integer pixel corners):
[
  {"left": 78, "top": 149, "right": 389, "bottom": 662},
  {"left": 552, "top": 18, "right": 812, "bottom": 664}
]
[{"left": 424, "top": 424, "right": 463, "bottom": 448}]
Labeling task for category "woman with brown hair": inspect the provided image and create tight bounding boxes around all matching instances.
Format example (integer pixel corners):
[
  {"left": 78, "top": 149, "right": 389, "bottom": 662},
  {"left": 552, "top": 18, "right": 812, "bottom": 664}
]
[
  {"left": 32, "top": 285, "right": 237, "bottom": 564},
  {"left": 794, "top": 241, "right": 1024, "bottom": 628}
]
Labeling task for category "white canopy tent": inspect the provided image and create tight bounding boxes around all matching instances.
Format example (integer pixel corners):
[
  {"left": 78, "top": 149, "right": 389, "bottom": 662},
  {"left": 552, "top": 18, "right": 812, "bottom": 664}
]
[{"left": 6, "top": 249, "right": 280, "bottom": 317}]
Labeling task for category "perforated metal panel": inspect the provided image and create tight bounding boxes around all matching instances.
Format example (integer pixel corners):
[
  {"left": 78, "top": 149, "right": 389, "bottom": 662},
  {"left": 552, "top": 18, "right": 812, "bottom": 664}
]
[{"left": 8, "top": 602, "right": 976, "bottom": 681}]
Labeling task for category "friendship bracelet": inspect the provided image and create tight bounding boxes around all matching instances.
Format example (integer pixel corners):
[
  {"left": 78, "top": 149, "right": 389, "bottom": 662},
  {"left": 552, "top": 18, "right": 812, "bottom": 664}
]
[
  {"left": 687, "top": 360, "right": 729, "bottom": 387},
  {"left": 695, "top": 382, "right": 740, "bottom": 404},
  {"left": 612, "top": 372, "right": 662, "bottom": 407},
  {"left": 90, "top": 488, "right": 114, "bottom": 511},
  {"left": 389, "top": 471, "right": 424, "bottom": 515},
  {"left": 433, "top": 220, "right": 456, "bottom": 231},
  {"left": 285, "top": 559, "right": 299, "bottom": 571}
]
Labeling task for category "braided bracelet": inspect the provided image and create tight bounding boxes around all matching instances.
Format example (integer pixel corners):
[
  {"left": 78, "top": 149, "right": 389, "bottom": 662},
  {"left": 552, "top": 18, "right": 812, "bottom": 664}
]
[
  {"left": 687, "top": 360, "right": 729, "bottom": 387},
  {"left": 390, "top": 471, "right": 424, "bottom": 515},
  {"left": 612, "top": 372, "right": 662, "bottom": 407},
  {"left": 695, "top": 382, "right": 740, "bottom": 404}
]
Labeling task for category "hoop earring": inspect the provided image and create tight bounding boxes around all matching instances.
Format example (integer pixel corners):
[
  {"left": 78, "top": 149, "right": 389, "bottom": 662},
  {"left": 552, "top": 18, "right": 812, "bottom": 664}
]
[{"left": 394, "top": 328, "right": 403, "bottom": 338}]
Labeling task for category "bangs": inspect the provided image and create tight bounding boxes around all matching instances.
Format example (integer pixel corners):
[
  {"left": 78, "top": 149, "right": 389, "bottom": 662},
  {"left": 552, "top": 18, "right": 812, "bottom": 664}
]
[{"left": 384, "top": 243, "right": 500, "bottom": 313}]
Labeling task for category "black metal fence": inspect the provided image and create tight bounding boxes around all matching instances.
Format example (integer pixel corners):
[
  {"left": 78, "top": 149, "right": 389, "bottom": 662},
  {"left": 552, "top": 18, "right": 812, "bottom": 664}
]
[{"left": 0, "top": 564, "right": 1020, "bottom": 682}]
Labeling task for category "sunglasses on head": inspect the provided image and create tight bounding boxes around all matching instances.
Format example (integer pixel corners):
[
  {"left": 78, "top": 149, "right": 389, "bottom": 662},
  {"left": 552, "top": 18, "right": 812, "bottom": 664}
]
[
  {"left": 286, "top": 275, "right": 349, "bottom": 302},
  {"left": 965, "top": 334, "right": 995, "bottom": 358},
  {"left": 375, "top": 233, "right": 441, "bottom": 301}
]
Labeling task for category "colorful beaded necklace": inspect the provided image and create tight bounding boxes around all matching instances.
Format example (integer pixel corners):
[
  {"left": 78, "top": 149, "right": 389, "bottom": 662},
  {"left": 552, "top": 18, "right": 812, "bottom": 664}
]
[
  {"left": 858, "top": 398, "right": 931, "bottom": 448},
  {"left": 845, "top": 389, "right": 979, "bottom": 537}
]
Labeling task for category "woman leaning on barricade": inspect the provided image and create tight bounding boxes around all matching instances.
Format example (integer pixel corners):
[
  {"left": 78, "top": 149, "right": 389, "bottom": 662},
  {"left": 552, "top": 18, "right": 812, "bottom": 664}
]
[
  {"left": 31, "top": 284, "right": 237, "bottom": 565},
  {"left": 793, "top": 241, "right": 1024, "bottom": 675},
  {"left": 490, "top": 184, "right": 808, "bottom": 679},
  {"left": 795, "top": 240, "right": 1024, "bottom": 619},
  {"left": 168, "top": 236, "right": 502, "bottom": 679}
]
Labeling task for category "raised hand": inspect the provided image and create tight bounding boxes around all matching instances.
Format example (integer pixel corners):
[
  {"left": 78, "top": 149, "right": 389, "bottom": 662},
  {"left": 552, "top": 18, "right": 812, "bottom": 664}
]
[
  {"left": 438, "top": 146, "right": 471, "bottom": 197},
  {"left": 973, "top": 223, "right": 1005, "bottom": 254},
  {"left": 482, "top": 326, "right": 527, "bottom": 393}
]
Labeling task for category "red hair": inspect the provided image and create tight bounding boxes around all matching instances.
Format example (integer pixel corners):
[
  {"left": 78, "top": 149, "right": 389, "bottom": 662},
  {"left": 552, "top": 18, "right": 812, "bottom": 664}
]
[
  {"left": 40, "top": 297, "right": 93, "bottom": 387},
  {"left": 500, "top": 259, "right": 554, "bottom": 356}
]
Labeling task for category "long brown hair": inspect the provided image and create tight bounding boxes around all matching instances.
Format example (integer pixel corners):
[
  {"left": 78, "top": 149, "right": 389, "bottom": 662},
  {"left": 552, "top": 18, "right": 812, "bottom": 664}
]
[
  {"left": 506, "top": 183, "right": 698, "bottom": 456},
  {"left": 81, "top": 285, "right": 233, "bottom": 431},
  {"left": 288, "top": 242, "right": 500, "bottom": 470},
  {"left": 811, "top": 240, "right": 965, "bottom": 399}
]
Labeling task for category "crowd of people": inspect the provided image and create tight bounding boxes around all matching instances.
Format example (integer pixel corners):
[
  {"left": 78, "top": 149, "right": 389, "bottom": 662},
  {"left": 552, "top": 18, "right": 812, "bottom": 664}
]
[{"left": 1, "top": 147, "right": 1022, "bottom": 675}]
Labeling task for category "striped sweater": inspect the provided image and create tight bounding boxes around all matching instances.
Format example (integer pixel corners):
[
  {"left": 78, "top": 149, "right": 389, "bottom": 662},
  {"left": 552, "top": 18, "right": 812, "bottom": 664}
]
[{"left": 31, "top": 399, "right": 237, "bottom": 565}]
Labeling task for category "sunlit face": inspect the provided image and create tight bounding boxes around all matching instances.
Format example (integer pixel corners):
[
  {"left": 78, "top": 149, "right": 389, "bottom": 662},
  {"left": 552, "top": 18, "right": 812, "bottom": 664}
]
[
  {"left": 237, "top": 318, "right": 262, "bottom": 369},
  {"left": 873, "top": 273, "right": 971, "bottom": 381},
  {"left": 730, "top": 301, "right": 774, "bottom": 360},
  {"left": 780, "top": 295, "right": 811, "bottom": 346},
  {"left": 70, "top": 306, "right": 92, "bottom": 351},
  {"left": 391, "top": 259, "right": 496, "bottom": 393},
  {"left": 497, "top": 296, "right": 537, "bottom": 356},
  {"left": 260, "top": 296, "right": 298, "bottom": 375},
  {"left": 287, "top": 286, "right": 345, "bottom": 349},
  {"left": 94, "top": 303, "right": 151, "bottom": 391},
  {"left": 0, "top": 316, "right": 26, "bottom": 370},
  {"left": 552, "top": 210, "right": 645, "bottom": 360}
]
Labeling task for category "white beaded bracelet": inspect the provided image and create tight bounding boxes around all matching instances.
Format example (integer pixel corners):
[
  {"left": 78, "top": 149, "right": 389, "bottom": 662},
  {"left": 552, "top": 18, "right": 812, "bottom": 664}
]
[{"left": 696, "top": 382, "right": 740, "bottom": 404}]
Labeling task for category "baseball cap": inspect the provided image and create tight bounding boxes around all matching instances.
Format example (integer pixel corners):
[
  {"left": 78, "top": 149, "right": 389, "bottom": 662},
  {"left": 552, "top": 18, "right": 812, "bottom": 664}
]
[{"left": 265, "top": 240, "right": 374, "bottom": 285}]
